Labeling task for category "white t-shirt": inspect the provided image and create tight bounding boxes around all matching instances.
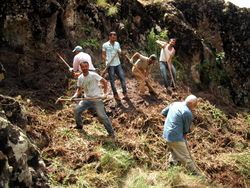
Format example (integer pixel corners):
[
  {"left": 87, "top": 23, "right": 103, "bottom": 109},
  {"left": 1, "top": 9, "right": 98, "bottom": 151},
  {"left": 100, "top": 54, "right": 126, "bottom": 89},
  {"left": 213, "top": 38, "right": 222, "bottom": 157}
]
[
  {"left": 77, "top": 72, "right": 103, "bottom": 98},
  {"left": 159, "top": 44, "right": 175, "bottom": 63},
  {"left": 73, "top": 52, "right": 96, "bottom": 71}
]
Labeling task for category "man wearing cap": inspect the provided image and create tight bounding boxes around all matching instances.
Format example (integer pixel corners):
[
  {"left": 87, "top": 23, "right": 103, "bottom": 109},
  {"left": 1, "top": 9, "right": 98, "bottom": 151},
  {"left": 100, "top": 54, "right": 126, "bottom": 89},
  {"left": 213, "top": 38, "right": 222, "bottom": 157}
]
[
  {"left": 161, "top": 95, "right": 202, "bottom": 176},
  {"left": 156, "top": 38, "right": 177, "bottom": 90},
  {"left": 71, "top": 45, "right": 96, "bottom": 78},
  {"left": 102, "top": 31, "right": 127, "bottom": 101},
  {"left": 130, "top": 52, "right": 157, "bottom": 95},
  {"left": 71, "top": 61, "right": 115, "bottom": 138}
]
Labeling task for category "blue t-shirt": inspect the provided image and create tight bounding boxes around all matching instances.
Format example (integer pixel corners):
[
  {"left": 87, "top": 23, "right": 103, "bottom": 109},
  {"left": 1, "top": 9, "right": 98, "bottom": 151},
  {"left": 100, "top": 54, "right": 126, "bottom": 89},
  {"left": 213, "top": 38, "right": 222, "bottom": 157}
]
[{"left": 161, "top": 102, "right": 193, "bottom": 142}]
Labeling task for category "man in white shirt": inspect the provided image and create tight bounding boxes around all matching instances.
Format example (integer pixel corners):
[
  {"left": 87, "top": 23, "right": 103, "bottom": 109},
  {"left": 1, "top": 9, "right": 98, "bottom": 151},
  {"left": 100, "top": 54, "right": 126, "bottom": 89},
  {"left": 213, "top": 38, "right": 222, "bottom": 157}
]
[
  {"left": 71, "top": 46, "right": 96, "bottom": 78},
  {"left": 156, "top": 38, "right": 177, "bottom": 90},
  {"left": 71, "top": 61, "right": 115, "bottom": 138},
  {"left": 102, "top": 31, "right": 127, "bottom": 101}
]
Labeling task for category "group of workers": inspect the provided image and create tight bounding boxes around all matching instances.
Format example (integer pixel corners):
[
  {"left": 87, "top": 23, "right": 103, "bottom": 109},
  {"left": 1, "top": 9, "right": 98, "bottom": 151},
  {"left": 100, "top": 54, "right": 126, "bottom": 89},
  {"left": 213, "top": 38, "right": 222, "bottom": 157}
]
[{"left": 68, "top": 31, "right": 202, "bottom": 176}]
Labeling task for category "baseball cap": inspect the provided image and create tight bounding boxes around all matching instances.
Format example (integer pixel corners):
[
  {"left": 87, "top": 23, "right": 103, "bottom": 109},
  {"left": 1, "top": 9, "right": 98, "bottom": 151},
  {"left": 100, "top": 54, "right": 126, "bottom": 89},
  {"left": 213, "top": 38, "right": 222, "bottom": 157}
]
[{"left": 72, "top": 46, "right": 83, "bottom": 52}]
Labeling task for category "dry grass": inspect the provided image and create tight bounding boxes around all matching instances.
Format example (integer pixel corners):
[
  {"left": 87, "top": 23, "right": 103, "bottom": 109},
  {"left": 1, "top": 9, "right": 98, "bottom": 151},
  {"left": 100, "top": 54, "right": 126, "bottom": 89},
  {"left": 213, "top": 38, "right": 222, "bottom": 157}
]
[{"left": 23, "top": 78, "right": 249, "bottom": 187}]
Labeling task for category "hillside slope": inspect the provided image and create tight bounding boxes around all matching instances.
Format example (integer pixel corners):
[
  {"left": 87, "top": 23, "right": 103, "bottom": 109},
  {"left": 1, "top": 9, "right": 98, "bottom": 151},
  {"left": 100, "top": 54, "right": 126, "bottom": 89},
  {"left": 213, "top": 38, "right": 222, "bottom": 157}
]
[{"left": 19, "top": 76, "right": 250, "bottom": 187}]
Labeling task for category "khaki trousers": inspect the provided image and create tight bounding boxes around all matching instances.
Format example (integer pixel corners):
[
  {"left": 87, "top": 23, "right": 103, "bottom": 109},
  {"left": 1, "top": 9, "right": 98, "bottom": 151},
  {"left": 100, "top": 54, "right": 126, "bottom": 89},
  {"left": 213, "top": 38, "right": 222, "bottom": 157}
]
[
  {"left": 167, "top": 141, "right": 201, "bottom": 175},
  {"left": 132, "top": 68, "right": 153, "bottom": 94}
]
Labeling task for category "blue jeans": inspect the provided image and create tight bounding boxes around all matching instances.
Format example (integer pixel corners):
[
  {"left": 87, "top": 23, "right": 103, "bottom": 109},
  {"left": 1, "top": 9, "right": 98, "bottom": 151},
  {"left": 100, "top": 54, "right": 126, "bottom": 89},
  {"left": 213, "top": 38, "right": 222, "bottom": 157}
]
[
  {"left": 74, "top": 100, "right": 114, "bottom": 135},
  {"left": 108, "top": 64, "right": 127, "bottom": 95},
  {"left": 159, "top": 61, "right": 176, "bottom": 89}
]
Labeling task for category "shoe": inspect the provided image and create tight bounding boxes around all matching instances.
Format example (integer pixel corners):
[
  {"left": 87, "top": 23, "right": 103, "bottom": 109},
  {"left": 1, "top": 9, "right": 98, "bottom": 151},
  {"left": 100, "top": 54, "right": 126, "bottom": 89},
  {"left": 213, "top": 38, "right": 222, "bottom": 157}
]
[
  {"left": 105, "top": 134, "right": 116, "bottom": 142},
  {"left": 166, "top": 87, "right": 173, "bottom": 95},
  {"left": 122, "top": 93, "right": 129, "bottom": 99},
  {"left": 121, "top": 92, "right": 128, "bottom": 100},
  {"left": 108, "top": 133, "right": 116, "bottom": 140},
  {"left": 114, "top": 94, "right": 121, "bottom": 101},
  {"left": 73, "top": 125, "right": 82, "bottom": 129},
  {"left": 167, "top": 161, "right": 178, "bottom": 168},
  {"left": 149, "top": 90, "right": 157, "bottom": 96}
]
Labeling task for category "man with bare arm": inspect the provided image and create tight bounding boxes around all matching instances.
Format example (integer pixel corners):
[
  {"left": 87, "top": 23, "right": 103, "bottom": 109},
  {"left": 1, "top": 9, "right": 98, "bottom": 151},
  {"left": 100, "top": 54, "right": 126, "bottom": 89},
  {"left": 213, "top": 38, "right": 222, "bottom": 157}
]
[
  {"left": 156, "top": 38, "right": 177, "bottom": 91},
  {"left": 102, "top": 31, "right": 128, "bottom": 101},
  {"left": 130, "top": 52, "right": 157, "bottom": 95},
  {"left": 71, "top": 61, "right": 115, "bottom": 138}
]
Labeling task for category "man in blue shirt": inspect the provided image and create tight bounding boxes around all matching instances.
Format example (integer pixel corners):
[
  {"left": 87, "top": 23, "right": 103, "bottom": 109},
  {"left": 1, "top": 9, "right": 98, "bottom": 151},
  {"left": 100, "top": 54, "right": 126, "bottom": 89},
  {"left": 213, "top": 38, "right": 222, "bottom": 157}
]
[
  {"left": 161, "top": 95, "right": 201, "bottom": 175},
  {"left": 102, "top": 31, "right": 127, "bottom": 101}
]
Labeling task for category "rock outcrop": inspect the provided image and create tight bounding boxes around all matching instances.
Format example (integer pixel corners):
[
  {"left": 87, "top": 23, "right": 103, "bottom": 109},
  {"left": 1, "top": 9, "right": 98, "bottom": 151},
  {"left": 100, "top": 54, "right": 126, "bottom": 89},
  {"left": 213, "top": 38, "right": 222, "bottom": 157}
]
[
  {"left": 0, "top": 0, "right": 249, "bottom": 106},
  {"left": 0, "top": 95, "right": 49, "bottom": 187}
]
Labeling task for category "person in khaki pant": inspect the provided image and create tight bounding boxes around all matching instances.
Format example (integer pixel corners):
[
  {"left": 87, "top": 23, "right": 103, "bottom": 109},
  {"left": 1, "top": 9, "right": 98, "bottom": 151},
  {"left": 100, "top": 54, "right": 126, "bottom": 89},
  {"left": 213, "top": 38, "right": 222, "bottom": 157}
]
[
  {"left": 161, "top": 95, "right": 202, "bottom": 176},
  {"left": 130, "top": 52, "right": 157, "bottom": 95}
]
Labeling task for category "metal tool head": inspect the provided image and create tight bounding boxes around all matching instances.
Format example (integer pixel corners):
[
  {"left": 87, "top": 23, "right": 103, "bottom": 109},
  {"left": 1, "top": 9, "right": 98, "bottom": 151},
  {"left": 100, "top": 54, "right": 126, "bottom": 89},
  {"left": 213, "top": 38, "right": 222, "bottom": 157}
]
[{"left": 55, "top": 96, "right": 63, "bottom": 104}]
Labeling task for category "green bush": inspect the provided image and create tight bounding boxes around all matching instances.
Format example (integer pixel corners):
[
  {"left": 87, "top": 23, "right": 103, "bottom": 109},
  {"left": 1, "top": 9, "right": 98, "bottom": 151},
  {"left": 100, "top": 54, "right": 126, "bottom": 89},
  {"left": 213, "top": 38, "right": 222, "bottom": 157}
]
[
  {"left": 107, "top": 4, "right": 118, "bottom": 17},
  {"left": 145, "top": 28, "right": 168, "bottom": 56},
  {"left": 80, "top": 38, "right": 99, "bottom": 50}
]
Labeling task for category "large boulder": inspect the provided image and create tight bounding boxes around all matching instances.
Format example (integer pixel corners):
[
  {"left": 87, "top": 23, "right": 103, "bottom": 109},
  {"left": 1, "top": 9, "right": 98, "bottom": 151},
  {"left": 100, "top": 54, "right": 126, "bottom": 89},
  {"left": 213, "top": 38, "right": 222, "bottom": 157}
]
[{"left": 0, "top": 107, "right": 49, "bottom": 187}]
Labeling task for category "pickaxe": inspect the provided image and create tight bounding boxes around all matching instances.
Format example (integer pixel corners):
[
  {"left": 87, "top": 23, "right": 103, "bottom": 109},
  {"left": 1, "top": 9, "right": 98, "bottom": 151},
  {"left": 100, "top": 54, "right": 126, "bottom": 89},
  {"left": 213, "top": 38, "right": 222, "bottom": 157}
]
[{"left": 156, "top": 40, "right": 176, "bottom": 88}]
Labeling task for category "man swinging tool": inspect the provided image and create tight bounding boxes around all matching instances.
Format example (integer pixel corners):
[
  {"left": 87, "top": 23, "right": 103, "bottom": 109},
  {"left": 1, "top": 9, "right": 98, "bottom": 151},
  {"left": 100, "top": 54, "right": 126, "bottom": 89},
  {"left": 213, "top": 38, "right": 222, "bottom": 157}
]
[
  {"left": 129, "top": 52, "right": 157, "bottom": 95},
  {"left": 156, "top": 38, "right": 177, "bottom": 91},
  {"left": 71, "top": 61, "right": 115, "bottom": 139},
  {"left": 102, "top": 31, "right": 128, "bottom": 102},
  {"left": 161, "top": 95, "right": 202, "bottom": 176},
  {"left": 71, "top": 46, "right": 96, "bottom": 78}
]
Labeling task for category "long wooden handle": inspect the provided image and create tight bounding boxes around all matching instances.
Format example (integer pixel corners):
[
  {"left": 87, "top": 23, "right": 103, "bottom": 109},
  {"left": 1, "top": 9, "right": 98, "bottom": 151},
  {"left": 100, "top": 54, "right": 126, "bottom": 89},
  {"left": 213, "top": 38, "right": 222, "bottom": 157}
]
[
  {"left": 162, "top": 47, "right": 176, "bottom": 88},
  {"left": 55, "top": 96, "right": 105, "bottom": 104},
  {"left": 56, "top": 52, "right": 71, "bottom": 69},
  {"left": 167, "top": 61, "right": 176, "bottom": 88},
  {"left": 125, "top": 55, "right": 157, "bottom": 95},
  {"left": 101, "top": 52, "right": 118, "bottom": 77}
]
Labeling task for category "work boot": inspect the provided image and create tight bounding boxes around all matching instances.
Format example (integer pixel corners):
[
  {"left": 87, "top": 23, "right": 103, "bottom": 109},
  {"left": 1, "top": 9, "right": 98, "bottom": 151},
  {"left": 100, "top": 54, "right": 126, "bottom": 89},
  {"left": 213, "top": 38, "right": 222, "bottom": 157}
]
[
  {"left": 122, "top": 92, "right": 129, "bottom": 99},
  {"left": 73, "top": 125, "right": 82, "bottom": 129},
  {"left": 107, "top": 133, "right": 116, "bottom": 141},
  {"left": 114, "top": 93, "right": 121, "bottom": 101},
  {"left": 166, "top": 87, "right": 173, "bottom": 95},
  {"left": 149, "top": 90, "right": 157, "bottom": 96}
]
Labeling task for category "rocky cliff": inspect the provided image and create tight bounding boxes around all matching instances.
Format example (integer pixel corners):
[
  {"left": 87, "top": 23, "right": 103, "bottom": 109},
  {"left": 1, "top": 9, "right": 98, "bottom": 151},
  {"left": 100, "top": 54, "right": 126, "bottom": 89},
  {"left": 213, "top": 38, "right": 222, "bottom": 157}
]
[{"left": 0, "top": 0, "right": 249, "bottom": 106}]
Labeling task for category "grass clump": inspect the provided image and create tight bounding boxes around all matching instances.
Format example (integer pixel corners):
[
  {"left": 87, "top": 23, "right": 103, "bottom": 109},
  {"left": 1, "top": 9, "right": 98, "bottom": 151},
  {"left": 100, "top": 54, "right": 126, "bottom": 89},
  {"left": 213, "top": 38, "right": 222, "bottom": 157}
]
[
  {"left": 96, "top": 0, "right": 108, "bottom": 8},
  {"left": 107, "top": 4, "right": 118, "bottom": 17},
  {"left": 220, "top": 152, "right": 250, "bottom": 178},
  {"left": 100, "top": 148, "right": 134, "bottom": 175},
  {"left": 124, "top": 166, "right": 206, "bottom": 188},
  {"left": 197, "top": 101, "right": 228, "bottom": 128},
  {"left": 96, "top": 0, "right": 119, "bottom": 17}
]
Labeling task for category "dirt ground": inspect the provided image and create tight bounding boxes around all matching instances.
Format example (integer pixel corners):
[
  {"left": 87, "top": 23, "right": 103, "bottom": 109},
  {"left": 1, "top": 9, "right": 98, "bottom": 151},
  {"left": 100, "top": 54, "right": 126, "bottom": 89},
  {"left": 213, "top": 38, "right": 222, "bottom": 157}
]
[{"left": 1, "top": 65, "right": 249, "bottom": 187}]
